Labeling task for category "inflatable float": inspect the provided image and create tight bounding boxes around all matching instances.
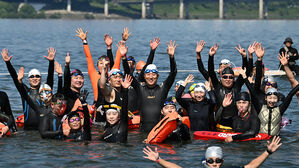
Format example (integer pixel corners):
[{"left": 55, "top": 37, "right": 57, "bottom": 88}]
[
  {"left": 193, "top": 131, "right": 271, "bottom": 141},
  {"left": 0, "top": 123, "right": 11, "bottom": 136}
]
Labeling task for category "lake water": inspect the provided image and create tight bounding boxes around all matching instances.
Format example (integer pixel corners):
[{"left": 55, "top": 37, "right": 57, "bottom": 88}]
[{"left": 0, "top": 19, "right": 298, "bottom": 167}]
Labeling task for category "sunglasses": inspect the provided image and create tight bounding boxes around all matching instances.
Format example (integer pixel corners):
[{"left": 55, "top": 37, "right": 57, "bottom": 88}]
[
  {"left": 70, "top": 118, "right": 80, "bottom": 123},
  {"left": 206, "top": 158, "right": 223, "bottom": 164},
  {"left": 144, "top": 69, "right": 158, "bottom": 74},
  {"left": 222, "top": 75, "right": 234, "bottom": 79},
  {"left": 266, "top": 82, "right": 277, "bottom": 88},
  {"left": 127, "top": 57, "right": 135, "bottom": 62},
  {"left": 266, "top": 92, "right": 278, "bottom": 96},
  {"left": 29, "top": 75, "right": 41, "bottom": 78}
]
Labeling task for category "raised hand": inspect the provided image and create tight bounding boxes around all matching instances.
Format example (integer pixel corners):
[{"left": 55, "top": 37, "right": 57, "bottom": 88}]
[
  {"left": 104, "top": 33, "right": 113, "bottom": 48},
  {"left": 255, "top": 42, "right": 265, "bottom": 60},
  {"left": 248, "top": 41, "right": 257, "bottom": 55},
  {"left": 196, "top": 40, "right": 205, "bottom": 54},
  {"left": 122, "top": 27, "right": 131, "bottom": 41},
  {"left": 235, "top": 44, "right": 247, "bottom": 57},
  {"left": 209, "top": 43, "right": 219, "bottom": 56},
  {"left": 44, "top": 47, "right": 56, "bottom": 61},
  {"left": 121, "top": 74, "right": 133, "bottom": 89},
  {"left": 0, "top": 126, "right": 9, "bottom": 137},
  {"left": 1, "top": 48, "right": 12, "bottom": 62},
  {"left": 143, "top": 146, "right": 159, "bottom": 162},
  {"left": 267, "top": 136, "right": 282, "bottom": 153},
  {"left": 183, "top": 74, "right": 194, "bottom": 86},
  {"left": 65, "top": 52, "right": 71, "bottom": 66},
  {"left": 79, "top": 89, "right": 89, "bottom": 104},
  {"left": 102, "top": 58, "right": 110, "bottom": 69},
  {"left": 18, "top": 67, "right": 24, "bottom": 83},
  {"left": 75, "top": 28, "right": 87, "bottom": 41},
  {"left": 55, "top": 61, "right": 63, "bottom": 75},
  {"left": 238, "top": 67, "right": 247, "bottom": 79},
  {"left": 116, "top": 41, "right": 128, "bottom": 57},
  {"left": 204, "top": 81, "right": 211, "bottom": 91},
  {"left": 150, "top": 37, "right": 160, "bottom": 50},
  {"left": 167, "top": 40, "right": 177, "bottom": 58},
  {"left": 278, "top": 52, "right": 289, "bottom": 66},
  {"left": 222, "top": 93, "right": 232, "bottom": 107}
]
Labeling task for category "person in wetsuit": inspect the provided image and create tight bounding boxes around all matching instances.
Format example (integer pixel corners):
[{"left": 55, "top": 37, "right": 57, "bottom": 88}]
[
  {"left": 1, "top": 48, "right": 55, "bottom": 130},
  {"left": 100, "top": 75, "right": 131, "bottom": 143},
  {"left": 63, "top": 90, "right": 91, "bottom": 141},
  {"left": 279, "top": 37, "right": 299, "bottom": 74},
  {"left": 39, "top": 93, "right": 66, "bottom": 139},
  {"left": 0, "top": 91, "right": 17, "bottom": 133},
  {"left": 143, "top": 136, "right": 282, "bottom": 168},
  {"left": 131, "top": 40, "right": 177, "bottom": 133},
  {"left": 175, "top": 74, "right": 217, "bottom": 131},
  {"left": 208, "top": 44, "right": 245, "bottom": 129}
]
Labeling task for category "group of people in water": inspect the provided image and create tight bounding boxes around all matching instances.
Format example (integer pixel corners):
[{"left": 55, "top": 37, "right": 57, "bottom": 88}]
[{"left": 0, "top": 27, "right": 298, "bottom": 167}]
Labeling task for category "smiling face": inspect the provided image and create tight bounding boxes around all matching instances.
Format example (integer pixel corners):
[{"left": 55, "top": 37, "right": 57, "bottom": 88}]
[
  {"left": 108, "top": 74, "right": 123, "bottom": 88},
  {"left": 221, "top": 74, "right": 234, "bottom": 88},
  {"left": 29, "top": 75, "right": 41, "bottom": 88},
  {"left": 144, "top": 72, "right": 158, "bottom": 87},
  {"left": 266, "top": 95, "right": 278, "bottom": 108},
  {"left": 71, "top": 75, "right": 84, "bottom": 91},
  {"left": 193, "top": 91, "right": 205, "bottom": 102},
  {"left": 106, "top": 109, "right": 120, "bottom": 125},
  {"left": 69, "top": 116, "right": 81, "bottom": 130}
]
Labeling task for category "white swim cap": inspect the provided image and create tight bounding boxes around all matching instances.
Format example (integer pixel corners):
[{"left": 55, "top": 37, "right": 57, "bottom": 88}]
[
  {"left": 39, "top": 83, "right": 52, "bottom": 93},
  {"left": 220, "top": 59, "right": 231, "bottom": 65},
  {"left": 194, "top": 83, "right": 206, "bottom": 93},
  {"left": 28, "top": 68, "right": 41, "bottom": 78},
  {"left": 145, "top": 64, "right": 158, "bottom": 73},
  {"left": 205, "top": 146, "right": 223, "bottom": 159}
]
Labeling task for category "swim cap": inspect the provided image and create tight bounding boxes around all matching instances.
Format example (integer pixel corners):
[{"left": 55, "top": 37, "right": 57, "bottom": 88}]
[
  {"left": 136, "top": 61, "right": 146, "bottom": 70},
  {"left": 163, "top": 97, "right": 176, "bottom": 107},
  {"left": 71, "top": 69, "right": 84, "bottom": 77},
  {"left": 145, "top": 64, "right": 158, "bottom": 73},
  {"left": 194, "top": 83, "right": 207, "bottom": 93},
  {"left": 220, "top": 59, "right": 231, "bottom": 65},
  {"left": 103, "top": 104, "right": 121, "bottom": 114},
  {"left": 236, "top": 92, "right": 250, "bottom": 102},
  {"left": 263, "top": 76, "right": 275, "bottom": 83},
  {"left": 127, "top": 56, "right": 136, "bottom": 62},
  {"left": 176, "top": 80, "right": 184, "bottom": 86},
  {"left": 39, "top": 83, "right": 52, "bottom": 94},
  {"left": 284, "top": 37, "right": 293, "bottom": 44},
  {"left": 98, "top": 55, "right": 109, "bottom": 61},
  {"left": 205, "top": 146, "right": 223, "bottom": 159},
  {"left": 222, "top": 67, "right": 234, "bottom": 75},
  {"left": 28, "top": 69, "right": 41, "bottom": 78},
  {"left": 266, "top": 88, "right": 278, "bottom": 96},
  {"left": 108, "top": 69, "right": 123, "bottom": 78}
]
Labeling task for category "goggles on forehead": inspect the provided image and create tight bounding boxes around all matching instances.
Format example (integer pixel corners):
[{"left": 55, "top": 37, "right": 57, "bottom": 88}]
[
  {"left": 163, "top": 100, "right": 175, "bottom": 106},
  {"left": 71, "top": 70, "right": 84, "bottom": 77},
  {"left": 144, "top": 69, "right": 158, "bottom": 74},
  {"left": 266, "top": 82, "right": 277, "bottom": 88},
  {"left": 109, "top": 71, "right": 123, "bottom": 77},
  {"left": 189, "top": 83, "right": 205, "bottom": 92},
  {"left": 266, "top": 91, "right": 278, "bottom": 96},
  {"left": 127, "top": 57, "right": 135, "bottom": 62}
]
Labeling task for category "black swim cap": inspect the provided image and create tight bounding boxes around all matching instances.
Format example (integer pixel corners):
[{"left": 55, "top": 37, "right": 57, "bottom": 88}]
[
  {"left": 67, "top": 111, "right": 80, "bottom": 122},
  {"left": 98, "top": 55, "right": 108, "bottom": 61},
  {"left": 236, "top": 92, "right": 250, "bottom": 102},
  {"left": 162, "top": 97, "right": 176, "bottom": 107},
  {"left": 222, "top": 67, "right": 234, "bottom": 75}
]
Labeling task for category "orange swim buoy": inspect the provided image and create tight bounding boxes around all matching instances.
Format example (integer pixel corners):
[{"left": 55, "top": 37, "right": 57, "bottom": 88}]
[
  {"left": 182, "top": 116, "right": 190, "bottom": 129},
  {"left": 0, "top": 123, "right": 11, "bottom": 136},
  {"left": 128, "top": 115, "right": 140, "bottom": 129},
  {"left": 16, "top": 114, "right": 24, "bottom": 127},
  {"left": 145, "top": 112, "right": 178, "bottom": 144}
]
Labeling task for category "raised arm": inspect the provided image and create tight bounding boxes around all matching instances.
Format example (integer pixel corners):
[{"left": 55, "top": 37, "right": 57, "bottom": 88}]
[
  {"left": 99, "top": 58, "right": 113, "bottom": 97},
  {"left": 208, "top": 44, "right": 220, "bottom": 87},
  {"left": 279, "top": 84, "right": 299, "bottom": 114},
  {"left": 63, "top": 53, "right": 71, "bottom": 91},
  {"left": 254, "top": 42, "right": 265, "bottom": 90},
  {"left": 196, "top": 40, "right": 209, "bottom": 80},
  {"left": 44, "top": 47, "right": 56, "bottom": 89},
  {"left": 79, "top": 90, "right": 91, "bottom": 141},
  {"left": 162, "top": 40, "right": 177, "bottom": 91},
  {"left": 247, "top": 42, "right": 257, "bottom": 77},
  {"left": 279, "top": 52, "right": 298, "bottom": 88},
  {"left": 175, "top": 74, "right": 194, "bottom": 109},
  {"left": 235, "top": 44, "right": 248, "bottom": 69},
  {"left": 55, "top": 61, "right": 63, "bottom": 94},
  {"left": 215, "top": 93, "right": 232, "bottom": 122},
  {"left": 104, "top": 33, "right": 114, "bottom": 67}
]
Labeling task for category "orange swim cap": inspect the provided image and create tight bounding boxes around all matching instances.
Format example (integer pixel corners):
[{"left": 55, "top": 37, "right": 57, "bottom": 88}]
[{"left": 136, "top": 61, "right": 146, "bottom": 70}]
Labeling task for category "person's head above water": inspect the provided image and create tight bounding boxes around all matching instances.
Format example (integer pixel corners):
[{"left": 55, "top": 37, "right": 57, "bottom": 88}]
[
  {"left": 39, "top": 83, "right": 52, "bottom": 104},
  {"left": 221, "top": 67, "right": 234, "bottom": 89},
  {"left": 108, "top": 69, "right": 123, "bottom": 89},
  {"left": 50, "top": 93, "right": 66, "bottom": 116},
  {"left": 136, "top": 61, "right": 146, "bottom": 74},
  {"left": 70, "top": 69, "right": 84, "bottom": 92},
  {"left": 265, "top": 88, "right": 279, "bottom": 108},
  {"left": 161, "top": 97, "right": 176, "bottom": 116},
  {"left": 67, "top": 110, "right": 82, "bottom": 131},
  {"left": 28, "top": 68, "right": 42, "bottom": 88},
  {"left": 263, "top": 76, "right": 277, "bottom": 93},
  {"left": 127, "top": 56, "right": 136, "bottom": 73},
  {"left": 203, "top": 146, "right": 223, "bottom": 168},
  {"left": 236, "top": 92, "right": 251, "bottom": 115},
  {"left": 189, "top": 83, "right": 207, "bottom": 102},
  {"left": 103, "top": 104, "right": 121, "bottom": 125},
  {"left": 97, "top": 55, "right": 110, "bottom": 73},
  {"left": 284, "top": 37, "right": 293, "bottom": 47},
  {"left": 144, "top": 64, "right": 159, "bottom": 87},
  {"left": 218, "top": 59, "right": 231, "bottom": 75}
]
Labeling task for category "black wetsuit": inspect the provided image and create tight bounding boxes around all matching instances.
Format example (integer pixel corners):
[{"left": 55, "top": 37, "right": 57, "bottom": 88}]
[
  {"left": 165, "top": 120, "right": 190, "bottom": 143},
  {"left": 131, "top": 56, "right": 177, "bottom": 132},
  {"left": 0, "top": 91, "right": 17, "bottom": 132},
  {"left": 208, "top": 56, "right": 244, "bottom": 127},
  {"left": 175, "top": 85, "right": 217, "bottom": 131},
  {"left": 100, "top": 88, "right": 128, "bottom": 143},
  {"left": 4, "top": 60, "right": 54, "bottom": 130},
  {"left": 39, "top": 112, "right": 63, "bottom": 139},
  {"left": 231, "top": 113, "right": 260, "bottom": 141},
  {"left": 279, "top": 46, "right": 299, "bottom": 73},
  {"left": 65, "top": 104, "right": 91, "bottom": 141}
]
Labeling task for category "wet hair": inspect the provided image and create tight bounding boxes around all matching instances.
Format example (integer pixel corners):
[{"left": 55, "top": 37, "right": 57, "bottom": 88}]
[{"left": 52, "top": 93, "right": 64, "bottom": 103}]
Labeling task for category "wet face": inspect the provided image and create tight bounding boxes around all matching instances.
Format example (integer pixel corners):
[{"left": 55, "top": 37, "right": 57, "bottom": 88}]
[
  {"left": 108, "top": 74, "right": 123, "bottom": 88},
  {"left": 128, "top": 60, "right": 136, "bottom": 73},
  {"left": 285, "top": 42, "right": 292, "bottom": 48},
  {"left": 193, "top": 91, "right": 205, "bottom": 102},
  {"left": 144, "top": 72, "right": 158, "bottom": 87},
  {"left": 51, "top": 100, "right": 66, "bottom": 116},
  {"left": 266, "top": 95, "right": 278, "bottom": 108},
  {"left": 28, "top": 75, "right": 41, "bottom": 88},
  {"left": 71, "top": 75, "right": 84, "bottom": 91},
  {"left": 106, "top": 109, "right": 120, "bottom": 125},
  {"left": 221, "top": 74, "right": 234, "bottom": 88},
  {"left": 69, "top": 116, "right": 81, "bottom": 130},
  {"left": 161, "top": 105, "right": 176, "bottom": 116},
  {"left": 97, "top": 59, "right": 110, "bottom": 74},
  {"left": 206, "top": 157, "right": 223, "bottom": 168},
  {"left": 39, "top": 90, "right": 52, "bottom": 104},
  {"left": 236, "top": 100, "right": 250, "bottom": 114}
]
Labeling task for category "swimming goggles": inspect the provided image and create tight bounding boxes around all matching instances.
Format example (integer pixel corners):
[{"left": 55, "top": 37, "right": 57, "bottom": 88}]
[
  {"left": 266, "top": 82, "right": 277, "bottom": 88},
  {"left": 127, "top": 57, "right": 135, "bottom": 62},
  {"left": 266, "top": 92, "right": 278, "bottom": 96},
  {"left": 144, "top": 69, "right": 158, "bottom": 74},
  {"left": 40, "top": 90, "right": 52, "bottom": 95},
  {"left": 110, "top": 71, "right": 123, "bottom": 76},
  {"left": 71, "top": 70, "right": 84, "bottom": 77},
  {"left": 206, "top": 158, "right": 223, "bottom": 164},
  {"left": 69, "top": 118, "right": 80, "bottom": 123},
  {"left": 222, "top": 75, "right": 234, "bottom": 79},
  {"left": 163, "top": 100, "right": 175, "bottom": 106},
  {"left": 29, "top": 75, "right": 41, "bottom": 78}
]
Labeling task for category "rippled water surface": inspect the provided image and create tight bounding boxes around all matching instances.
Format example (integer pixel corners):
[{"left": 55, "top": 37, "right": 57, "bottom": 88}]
[{"left": 0, "top": 19, "right": 298, "bottom": 167}]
